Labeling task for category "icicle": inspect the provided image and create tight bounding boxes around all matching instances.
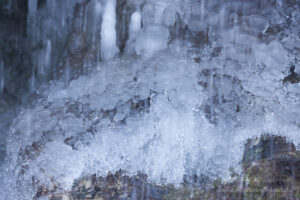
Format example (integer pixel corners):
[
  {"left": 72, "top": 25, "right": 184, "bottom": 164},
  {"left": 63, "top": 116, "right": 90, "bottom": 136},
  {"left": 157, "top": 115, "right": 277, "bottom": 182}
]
[
  {"left": 101, "top": 0, "right": 119, "bottom": 61},
  {"left": 27, "top": 0, "right": 38, "bottom": 37},
  {"left": 93, "top": 0, "right": 102, "bottom": 49},
  {"left": 45, "top": 39, "right": 52, "bottom": 69},
  {"left": 64, "top": 59, "right": 71, "bottom": 85},
  {"left": 0, "top": 62, "right": 4, "bottom": 94},
  {"left": 29, "top": 71, "right": 35, "bottom": 93}
]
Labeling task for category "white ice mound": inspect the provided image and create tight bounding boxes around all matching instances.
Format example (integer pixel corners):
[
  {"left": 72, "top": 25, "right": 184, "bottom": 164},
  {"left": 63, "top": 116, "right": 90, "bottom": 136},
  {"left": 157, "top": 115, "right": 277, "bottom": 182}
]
[{"left": 3, "top": 43, "right": 300, "bottom": 199}]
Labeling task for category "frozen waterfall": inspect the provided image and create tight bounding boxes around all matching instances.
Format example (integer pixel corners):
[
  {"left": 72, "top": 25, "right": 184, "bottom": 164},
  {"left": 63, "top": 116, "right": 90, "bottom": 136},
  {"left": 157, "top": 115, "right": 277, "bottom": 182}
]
[{"left": 0, "top": 0, "right": 300, "bottom": 199}]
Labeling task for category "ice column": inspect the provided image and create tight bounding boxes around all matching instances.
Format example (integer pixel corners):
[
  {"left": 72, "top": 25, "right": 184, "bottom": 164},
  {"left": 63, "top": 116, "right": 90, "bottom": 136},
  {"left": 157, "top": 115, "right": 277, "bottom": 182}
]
[
  {"left": 101, "top": 0, "right": 119, "bottom": 61},
  {"left": 130, "top": 11, "right": 142, "bottom": 40},
  {"left": 125, "top": 10, "right": 142, "bottom": 54}
]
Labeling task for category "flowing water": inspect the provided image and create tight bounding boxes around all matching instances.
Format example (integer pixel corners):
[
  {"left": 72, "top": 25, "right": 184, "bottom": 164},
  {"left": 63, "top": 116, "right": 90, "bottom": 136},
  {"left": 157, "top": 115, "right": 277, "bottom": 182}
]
[{"left": 0, "top": 0, "right": 300, "bottom": 199}]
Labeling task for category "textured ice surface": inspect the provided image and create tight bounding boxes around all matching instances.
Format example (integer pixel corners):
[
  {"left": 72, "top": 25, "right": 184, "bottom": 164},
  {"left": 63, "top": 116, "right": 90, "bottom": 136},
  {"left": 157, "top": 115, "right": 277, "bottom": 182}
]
[{"left": 1, "top": 0, "right": 300, "bottom": 199}]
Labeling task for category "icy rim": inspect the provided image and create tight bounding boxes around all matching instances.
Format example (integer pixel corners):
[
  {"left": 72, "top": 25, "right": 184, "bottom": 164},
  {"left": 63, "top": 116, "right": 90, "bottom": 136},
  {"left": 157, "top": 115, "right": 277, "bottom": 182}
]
[{"left": 0, "top": 0, "right": 300, "bottom": 199}]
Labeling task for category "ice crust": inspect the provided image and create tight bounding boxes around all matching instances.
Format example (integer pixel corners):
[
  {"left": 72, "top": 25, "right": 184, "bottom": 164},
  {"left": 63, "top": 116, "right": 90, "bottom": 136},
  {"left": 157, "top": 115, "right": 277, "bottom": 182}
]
[{"left": 1, "top": 0, "right": 300, "bottom": 199}]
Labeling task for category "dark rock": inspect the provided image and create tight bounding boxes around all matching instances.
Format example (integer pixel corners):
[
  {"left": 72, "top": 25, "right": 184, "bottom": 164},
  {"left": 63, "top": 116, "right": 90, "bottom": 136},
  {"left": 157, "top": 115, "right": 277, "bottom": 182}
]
[
  {"left": 102, "top": 108, "right": 117, "bottom": 121},
  {"left": 116, "top": 0, "right": 136, "bottom": 54},
  {"left": 236, "top": 104, "right": 241, "bottom": 112},
  {"left": 64, "top": 132, "right": 93, "bottom": 150},
  {"left": 242, "top": 135, "right": 300, "bottom": 200},
  {"left": 283, "top": 64, "right": 300, "bottom": 84},
  {"left": 168, "top": 13, "right": 190, "bottom": 43},
  {"left": 37, "top": 0, "right": 47, "bottom": 9},
  {"left": 242, "top": 134, "right": 296, "bottom": 169},
  {"left": 274, "top": 152, "right": 300, "bottom": 182},
  {"left": 71, "top": 170, "right": 169, "bottom": 200},
  {"left": 169, "top": 13, "right": 210, "bottom": 47},
  {"left": 198, "top": 80, "right": 208, "bottom": 88},
  {"left": 211, "top": 46, "right": 222, "bottom": 57},
  {"left": 265, "top": 24, "right": 283, "bottom": 36},
  {"left": 194, "top": 57, "right": 201, "bottom": 63},
  {"left": 130, "top": 97, "right": 151, "bottom": 113}
]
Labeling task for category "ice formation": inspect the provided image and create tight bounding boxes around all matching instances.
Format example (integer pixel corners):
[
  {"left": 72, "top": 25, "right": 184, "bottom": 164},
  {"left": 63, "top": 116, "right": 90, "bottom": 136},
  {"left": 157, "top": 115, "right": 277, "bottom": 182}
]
[{"left": 0, "top": 0, "right": 300, "bottom": 199}]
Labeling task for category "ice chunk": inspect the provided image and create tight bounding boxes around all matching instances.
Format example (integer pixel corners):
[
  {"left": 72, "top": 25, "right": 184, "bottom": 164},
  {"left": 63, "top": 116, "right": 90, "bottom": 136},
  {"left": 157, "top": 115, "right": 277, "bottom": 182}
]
[
  {"left": 282, "top": 38, "right": 300, "bottom": 51},
  {"left": 241, "top": 14, "right": 269, "bottom": 35},
  {"left": 153, "top": 2, "right": 167, "bottom": 25},
  {"left": 254, "top": 40, "right": 288, "bottom": 79},
  {"left": 135, "top": 25, "right": 169, "bottom": 58},
  {"left": 262, "top": 7, "right": 284, "bottom": 25},
  {"left": 163, "top": 6, "right": 176, "bottom": 27}
]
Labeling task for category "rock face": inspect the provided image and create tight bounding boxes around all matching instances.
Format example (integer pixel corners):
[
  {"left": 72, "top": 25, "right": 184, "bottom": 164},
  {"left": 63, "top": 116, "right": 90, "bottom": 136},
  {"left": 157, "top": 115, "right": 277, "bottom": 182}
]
[
  {"left": 242, "top": 134, "right": 296, "bottom": 168},
  {"left": 37, "top": 135, "right": 300, "bottom": 200},
  {"left": 242, "top": 135, "right": 300, "bottom": 200},
  {"left": 72, "top": 170, "right": 169, "bottom": 200}
]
